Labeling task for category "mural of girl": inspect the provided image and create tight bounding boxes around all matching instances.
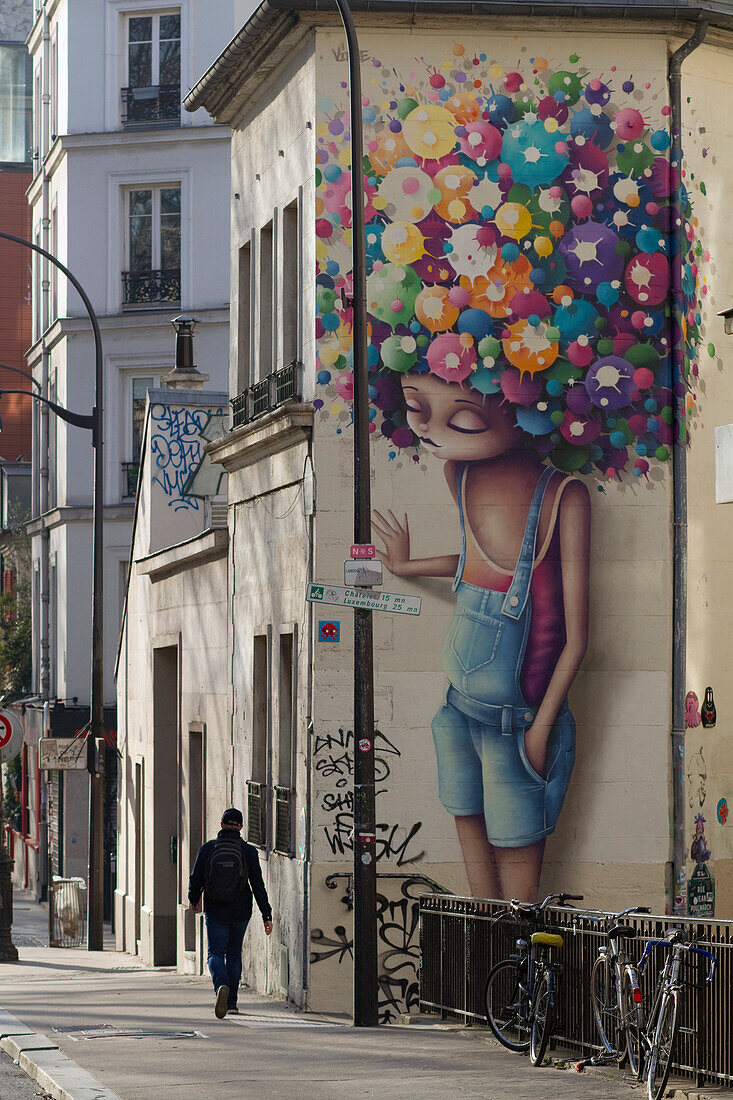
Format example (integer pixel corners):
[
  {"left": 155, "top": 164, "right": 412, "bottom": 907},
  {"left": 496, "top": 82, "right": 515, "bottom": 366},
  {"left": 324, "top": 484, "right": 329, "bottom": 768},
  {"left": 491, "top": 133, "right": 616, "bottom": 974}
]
[
  {"left": 373, "top": 376, "right": 589, "bottom": 902},
  {"left": 315, "top": 41, "right": 706, "bottom": 901}
]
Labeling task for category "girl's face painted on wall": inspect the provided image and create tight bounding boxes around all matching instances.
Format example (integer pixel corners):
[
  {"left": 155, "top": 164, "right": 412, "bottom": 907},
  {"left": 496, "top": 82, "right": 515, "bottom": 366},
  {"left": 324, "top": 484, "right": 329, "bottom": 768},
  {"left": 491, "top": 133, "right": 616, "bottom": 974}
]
[{"left": 401, "top": 373, "right": 521, "bottom": 462}]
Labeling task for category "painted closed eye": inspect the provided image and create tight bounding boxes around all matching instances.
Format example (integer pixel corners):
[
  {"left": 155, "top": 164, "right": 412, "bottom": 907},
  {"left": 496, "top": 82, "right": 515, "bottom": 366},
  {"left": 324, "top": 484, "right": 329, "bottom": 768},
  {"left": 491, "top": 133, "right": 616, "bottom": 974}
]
[
  {"left": 447, "top": 408, "right": 488, "bottom": 433},
  {"left": 404, "top": 403, "right": 423, "bottom": 416}
]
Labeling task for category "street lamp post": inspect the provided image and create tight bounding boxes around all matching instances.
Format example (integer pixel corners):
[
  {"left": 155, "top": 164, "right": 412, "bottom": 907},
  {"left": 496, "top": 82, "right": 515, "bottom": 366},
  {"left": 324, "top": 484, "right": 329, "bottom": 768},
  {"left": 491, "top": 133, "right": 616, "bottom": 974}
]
[
  {"left": 0, "top": 231, "right": 106, "bottom": 951},
  {"left": 331, "top": 0, "right": 379, "bottom": 1027}
]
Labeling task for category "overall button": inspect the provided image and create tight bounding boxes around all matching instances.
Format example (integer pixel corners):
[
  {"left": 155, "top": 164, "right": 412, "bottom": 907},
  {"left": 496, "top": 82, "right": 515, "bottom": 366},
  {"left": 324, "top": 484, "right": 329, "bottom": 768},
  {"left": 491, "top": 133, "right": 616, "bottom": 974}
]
[
  {"left": 524, "top": 711, "right": 533, "bottom": 722},
  {"left": 509, "top": 595, "right": 519, "bottom": 607}
]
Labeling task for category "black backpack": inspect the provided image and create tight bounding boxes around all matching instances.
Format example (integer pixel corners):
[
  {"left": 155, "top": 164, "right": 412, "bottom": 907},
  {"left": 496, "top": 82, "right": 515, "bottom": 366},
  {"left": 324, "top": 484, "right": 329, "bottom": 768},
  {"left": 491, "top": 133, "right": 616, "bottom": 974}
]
[{"left": 204, "top": 837, "right": 248, "bottom": 903}]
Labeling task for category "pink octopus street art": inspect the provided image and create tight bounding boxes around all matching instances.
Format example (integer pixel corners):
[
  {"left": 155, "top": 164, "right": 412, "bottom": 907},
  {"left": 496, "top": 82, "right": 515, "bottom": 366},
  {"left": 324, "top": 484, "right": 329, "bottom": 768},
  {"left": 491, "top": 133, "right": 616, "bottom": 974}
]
[{"left": 315, "top": 44, "right": 707, "bottom": 901}]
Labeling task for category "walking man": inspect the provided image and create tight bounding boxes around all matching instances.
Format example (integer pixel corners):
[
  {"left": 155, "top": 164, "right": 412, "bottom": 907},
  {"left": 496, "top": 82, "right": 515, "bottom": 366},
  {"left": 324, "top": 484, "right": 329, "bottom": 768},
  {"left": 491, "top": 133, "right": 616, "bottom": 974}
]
[{"left": 189, "top": 807, "right": 273, "bottom": 1018}]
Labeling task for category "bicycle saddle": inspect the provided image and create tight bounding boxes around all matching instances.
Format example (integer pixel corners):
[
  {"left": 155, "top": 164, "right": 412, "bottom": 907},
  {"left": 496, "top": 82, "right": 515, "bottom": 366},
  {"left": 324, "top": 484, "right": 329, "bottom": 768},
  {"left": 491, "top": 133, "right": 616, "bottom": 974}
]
[
  {"left": 531, "top": 932, "right": 564, "bottom": 948},
  {"left": 608, "top": 923, "right": 636, "bottom": 938}
]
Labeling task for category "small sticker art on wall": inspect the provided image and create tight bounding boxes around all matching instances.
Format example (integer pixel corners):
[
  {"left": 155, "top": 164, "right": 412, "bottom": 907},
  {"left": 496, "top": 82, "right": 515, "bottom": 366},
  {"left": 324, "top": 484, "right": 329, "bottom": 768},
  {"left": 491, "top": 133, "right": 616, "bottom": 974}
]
[
  {"left": 318, "top": 620, "right": 341, "bottom": 642},
  {"left": 717, "top": 798, "right": 728, "bottom": 825},
  {"left": 701, "top": 685, "right": 717, "bottom": 728},
  {"left": 688, "top": 862, "right": 714, "bottom": 919},
  {"left": 316, "top": 44, "right": 709, "bottom": 477},
  {"left": 690, "top": 813, "right": 711, "bottom": 863},
  {"left": 685, "top": 691, "right": 701, "bottom": 729}
]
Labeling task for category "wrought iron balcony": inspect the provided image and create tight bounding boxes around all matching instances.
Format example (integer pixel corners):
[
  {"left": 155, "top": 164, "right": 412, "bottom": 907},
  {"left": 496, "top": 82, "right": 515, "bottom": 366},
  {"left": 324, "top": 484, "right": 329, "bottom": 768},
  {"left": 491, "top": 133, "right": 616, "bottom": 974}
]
[
  {"left": 120, "top": 84, "right": 180, "bottom": 126},
  {"left": 122, "top": 268, "right": 180, "bottom": 308},
  {"left": 231, "top": 360, "right": 302, "bottom": 429},
  {"left": 121, "top": 462, "right": 139, "bottom": 499}
]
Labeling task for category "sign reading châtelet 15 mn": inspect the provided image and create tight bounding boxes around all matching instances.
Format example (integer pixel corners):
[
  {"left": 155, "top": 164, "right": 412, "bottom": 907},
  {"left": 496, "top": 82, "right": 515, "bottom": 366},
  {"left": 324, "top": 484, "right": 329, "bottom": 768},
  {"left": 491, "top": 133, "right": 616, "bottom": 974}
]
[{"left": 306, "top": 582, "right": 421, "bottom": 616}]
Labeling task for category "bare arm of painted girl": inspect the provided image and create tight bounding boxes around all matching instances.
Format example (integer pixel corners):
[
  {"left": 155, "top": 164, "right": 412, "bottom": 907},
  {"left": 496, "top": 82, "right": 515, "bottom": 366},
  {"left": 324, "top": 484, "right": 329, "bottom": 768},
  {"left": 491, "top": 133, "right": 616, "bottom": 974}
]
[
  {"left": 523, "top": 478, "right": 591, "bottom": 778},
  {"left": 373, "top": 508, "right": 459, "bottom": 577},
  {"left": 373, "top": 459, "right": 465, "bottom": 577}
]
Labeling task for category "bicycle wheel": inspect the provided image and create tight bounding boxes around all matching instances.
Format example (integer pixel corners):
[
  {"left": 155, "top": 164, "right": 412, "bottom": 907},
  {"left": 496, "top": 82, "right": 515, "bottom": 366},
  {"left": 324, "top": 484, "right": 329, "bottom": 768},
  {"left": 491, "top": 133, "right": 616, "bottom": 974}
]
[
  {"left": 529, "top": 971, "right": 555, "bottom": 1067},
  {"left": 484, "top": 958, "right": 530, "bottom": 1052},
  {"left": 647, "top": 991, "right": 679, "bottom": 1100},
  {"left": 621, "top": 969, "right": 643, "bottom": 1078},
  {"left": 591, "top": 954, "right": 617, "bottom": 1054}
]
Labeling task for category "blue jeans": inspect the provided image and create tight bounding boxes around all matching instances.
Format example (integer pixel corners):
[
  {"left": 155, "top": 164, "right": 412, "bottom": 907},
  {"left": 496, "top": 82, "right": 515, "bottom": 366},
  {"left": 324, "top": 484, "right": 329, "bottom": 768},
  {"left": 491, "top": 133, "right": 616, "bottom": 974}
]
[{"left": 205, "top": 916, "right": 248, "bottom": 1006}]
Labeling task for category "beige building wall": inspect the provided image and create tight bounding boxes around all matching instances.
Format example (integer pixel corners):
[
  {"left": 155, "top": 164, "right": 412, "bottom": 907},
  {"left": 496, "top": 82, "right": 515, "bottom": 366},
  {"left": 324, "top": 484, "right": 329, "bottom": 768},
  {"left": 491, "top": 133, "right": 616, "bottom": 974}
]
[
  {"left": 115, "top": 390, "right": 230, "bottom": 974},
  {"left": 682, "top": 35, "right": 733, "bottom": 917}
]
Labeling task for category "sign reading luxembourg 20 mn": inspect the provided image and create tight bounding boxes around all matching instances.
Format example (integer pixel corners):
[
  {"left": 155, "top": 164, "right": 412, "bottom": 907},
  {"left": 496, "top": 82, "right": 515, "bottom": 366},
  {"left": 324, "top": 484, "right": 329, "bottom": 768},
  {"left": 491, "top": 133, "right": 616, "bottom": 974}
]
[{"left": 306, "top": 582, "right": 421, "bottom": 616}]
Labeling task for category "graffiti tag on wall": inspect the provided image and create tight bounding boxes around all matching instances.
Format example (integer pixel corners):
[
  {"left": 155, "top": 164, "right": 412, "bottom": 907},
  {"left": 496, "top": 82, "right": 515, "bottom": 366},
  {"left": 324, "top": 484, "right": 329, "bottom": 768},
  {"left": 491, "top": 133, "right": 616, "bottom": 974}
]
[
  {"left": 149, "top": 404, "right": 223, "bottom": 511},
  {"left": 311, "top": 875, "right": 446, "bottom": 1022},
  {"left": 314, "top": 726, "right": 425, "bottom": 864}
]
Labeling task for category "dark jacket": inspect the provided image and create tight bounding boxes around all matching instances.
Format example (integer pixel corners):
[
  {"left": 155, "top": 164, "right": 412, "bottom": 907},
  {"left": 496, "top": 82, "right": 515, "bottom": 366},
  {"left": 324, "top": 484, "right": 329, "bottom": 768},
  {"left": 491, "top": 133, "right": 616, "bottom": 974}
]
[{"left": 188, "top": 829, "right": 272, "bottom": 924}]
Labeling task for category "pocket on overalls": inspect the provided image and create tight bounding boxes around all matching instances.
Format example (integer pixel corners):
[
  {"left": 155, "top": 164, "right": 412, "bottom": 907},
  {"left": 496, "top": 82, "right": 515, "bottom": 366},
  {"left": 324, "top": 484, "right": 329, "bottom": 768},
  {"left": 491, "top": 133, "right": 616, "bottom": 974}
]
[{"left": 445, "top": 609, "right": 504, "bottom": 674}]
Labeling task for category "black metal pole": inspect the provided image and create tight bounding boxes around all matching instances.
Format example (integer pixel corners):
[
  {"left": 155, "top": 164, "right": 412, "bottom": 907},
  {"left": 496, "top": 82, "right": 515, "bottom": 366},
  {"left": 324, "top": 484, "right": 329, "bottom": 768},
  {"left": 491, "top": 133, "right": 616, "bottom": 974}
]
[
  {"left": 0, "top": 231, "right": 105, "bottom": 950},
  {"left": 331, "top": 0, "right": 378, "bottom": 1027}
]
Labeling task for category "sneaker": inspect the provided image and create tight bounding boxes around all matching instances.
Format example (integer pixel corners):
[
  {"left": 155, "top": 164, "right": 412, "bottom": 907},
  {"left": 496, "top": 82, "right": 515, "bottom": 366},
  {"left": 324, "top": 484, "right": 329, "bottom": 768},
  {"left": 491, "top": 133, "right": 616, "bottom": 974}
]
[
  {"left": 215, "top": 985, "right": 229, "bottom": 1019},
  {"left": 227, "top": 1005, "right": 240, "bottom": 1014}
]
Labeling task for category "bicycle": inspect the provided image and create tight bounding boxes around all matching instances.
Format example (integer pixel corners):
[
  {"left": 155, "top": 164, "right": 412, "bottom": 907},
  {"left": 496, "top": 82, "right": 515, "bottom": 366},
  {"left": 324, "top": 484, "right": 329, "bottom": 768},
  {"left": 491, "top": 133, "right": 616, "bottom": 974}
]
[
  {"left": 484, "top": 892, "right": 583, "bottom": 1067},
  {"left": 588, "top": 905, "right": 650, "bottom": 1075},
  {"left": 637, "top": 929, "right": 716, "bottom": 1100}
]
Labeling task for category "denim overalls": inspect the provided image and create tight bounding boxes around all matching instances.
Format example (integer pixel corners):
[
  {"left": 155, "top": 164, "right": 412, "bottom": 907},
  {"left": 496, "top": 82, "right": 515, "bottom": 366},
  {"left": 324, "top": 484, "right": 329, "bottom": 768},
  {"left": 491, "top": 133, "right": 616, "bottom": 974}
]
[{"left": 431, "top": 464, "right": 576, "bottom": 847}]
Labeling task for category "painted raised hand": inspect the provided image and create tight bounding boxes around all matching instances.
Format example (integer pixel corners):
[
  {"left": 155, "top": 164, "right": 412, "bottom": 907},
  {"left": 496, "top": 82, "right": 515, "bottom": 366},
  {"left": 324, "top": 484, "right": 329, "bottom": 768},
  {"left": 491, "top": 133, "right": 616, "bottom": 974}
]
[{"left": 373, "top": 509, "right": 410, "bottom": 576}]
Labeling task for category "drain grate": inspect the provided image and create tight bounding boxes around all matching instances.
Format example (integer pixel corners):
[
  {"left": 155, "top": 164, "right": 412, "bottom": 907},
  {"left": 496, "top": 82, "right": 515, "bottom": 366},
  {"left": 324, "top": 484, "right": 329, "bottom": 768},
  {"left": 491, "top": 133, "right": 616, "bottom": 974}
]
[{"left": 52, "top": 1024, "right": 206, "bottom": 1041}]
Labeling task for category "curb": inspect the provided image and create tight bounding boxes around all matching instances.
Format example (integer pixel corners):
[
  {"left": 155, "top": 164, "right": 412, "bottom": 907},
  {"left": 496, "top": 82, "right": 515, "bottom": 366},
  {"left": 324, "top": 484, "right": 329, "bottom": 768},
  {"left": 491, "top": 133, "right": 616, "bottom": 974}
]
[{"left": 0, "top": 1009, "right": 121, "bottom": 1100}]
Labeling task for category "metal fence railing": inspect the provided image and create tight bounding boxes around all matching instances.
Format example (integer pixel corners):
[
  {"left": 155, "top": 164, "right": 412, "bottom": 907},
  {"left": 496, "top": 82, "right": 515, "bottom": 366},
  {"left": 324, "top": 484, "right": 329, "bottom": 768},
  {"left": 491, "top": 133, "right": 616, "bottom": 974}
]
[{"left": 419, "top": 894, "right": 733, "bottom": 1087}]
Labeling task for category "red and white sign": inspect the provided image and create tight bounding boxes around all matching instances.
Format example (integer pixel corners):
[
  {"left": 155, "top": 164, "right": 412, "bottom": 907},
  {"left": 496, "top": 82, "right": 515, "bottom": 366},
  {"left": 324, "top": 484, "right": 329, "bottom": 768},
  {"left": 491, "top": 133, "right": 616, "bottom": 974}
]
[
  {"left": 350, "top": 544, "right": 376, "bottom": 559},
  {"left": 0, "top": 709, "right": 23, "bottom": 764},
  {"left": 358, "top": 832, "right": 376, "bottom": 845}
]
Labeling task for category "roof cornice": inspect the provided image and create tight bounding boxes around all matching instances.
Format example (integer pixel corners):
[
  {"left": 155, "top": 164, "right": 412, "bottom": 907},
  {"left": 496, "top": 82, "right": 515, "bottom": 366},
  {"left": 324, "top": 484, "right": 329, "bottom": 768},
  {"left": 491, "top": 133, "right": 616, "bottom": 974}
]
[{"left": 184, "top": 0, "right": 731, "bottom": 120}]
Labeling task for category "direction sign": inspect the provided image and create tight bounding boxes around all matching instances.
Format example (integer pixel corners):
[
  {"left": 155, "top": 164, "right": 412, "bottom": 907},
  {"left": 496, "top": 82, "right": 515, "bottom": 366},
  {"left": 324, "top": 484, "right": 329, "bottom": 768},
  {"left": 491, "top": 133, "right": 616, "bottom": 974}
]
[
  {"left": 0, "top": 709, "right": 23, "bottom": 764},
  {"left": 306, "top": 582, "right": 421, "bottom": 616},
  {"left": 39, "top": 737, "right": 88, "bottom": 771}
]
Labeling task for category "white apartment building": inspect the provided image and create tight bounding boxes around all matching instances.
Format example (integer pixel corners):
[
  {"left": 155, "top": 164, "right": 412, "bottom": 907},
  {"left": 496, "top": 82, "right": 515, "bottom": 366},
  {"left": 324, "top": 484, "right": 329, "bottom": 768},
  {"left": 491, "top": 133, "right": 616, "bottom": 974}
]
[{"left": 21, "top": 0, "right": 249, "bottom": 906}]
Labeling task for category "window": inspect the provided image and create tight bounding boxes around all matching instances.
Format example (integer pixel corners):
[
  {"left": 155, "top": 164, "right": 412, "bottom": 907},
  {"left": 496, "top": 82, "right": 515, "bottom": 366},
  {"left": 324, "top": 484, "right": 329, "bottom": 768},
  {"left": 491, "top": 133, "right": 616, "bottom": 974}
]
[
  {"left": 0, "top": 45, "right": 31, "bottom": 165},
  {"left": 258, "top": 221, "right": 273, "bottom": 381},
  {"left": 123, "top": 12, "right": 180, "bottom": 125},
  {"left": 248, "top": 633, "right": 269, "bottom": 846},
  {"left": 123, "top": 186, "right": 180, "bottom": 306},
  {"left": 282, "top": 201, "right": 299, "bottom": 365},
  {"left": 237, "top": 242, "right": 251, "bottom": 392},
  {"left": 122, "top": 376, "right": 155, "bottom": 497},
  {"left": 50, "top": 203, "right": 58, "bottom": 323},
  {"left": 275, "top": 631, "right": 295, "bottom": 855}
]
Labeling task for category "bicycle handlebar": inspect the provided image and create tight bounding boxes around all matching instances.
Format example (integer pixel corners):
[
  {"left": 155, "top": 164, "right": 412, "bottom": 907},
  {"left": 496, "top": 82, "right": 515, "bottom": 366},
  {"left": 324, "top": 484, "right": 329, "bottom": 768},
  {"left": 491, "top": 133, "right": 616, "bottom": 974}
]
[
  {"left": 507, "top": 892, "right": 584, "bottom": 914},
  {"left": 638, "top": 939, "right": 717, "bottom": 983}
]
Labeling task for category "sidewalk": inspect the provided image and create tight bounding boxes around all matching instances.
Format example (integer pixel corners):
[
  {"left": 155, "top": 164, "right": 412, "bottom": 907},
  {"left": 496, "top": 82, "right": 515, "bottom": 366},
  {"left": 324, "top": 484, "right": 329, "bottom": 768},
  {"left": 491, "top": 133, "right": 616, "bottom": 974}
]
[{"left": 1, "top": 892, "right": 730, "bottom": 1100}]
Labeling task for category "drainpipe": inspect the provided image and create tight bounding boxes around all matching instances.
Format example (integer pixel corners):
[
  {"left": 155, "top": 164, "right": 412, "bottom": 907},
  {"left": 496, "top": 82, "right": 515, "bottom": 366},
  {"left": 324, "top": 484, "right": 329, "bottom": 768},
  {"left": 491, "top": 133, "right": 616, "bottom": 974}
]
[
  {"left": 668, "top": 19, "right": 707, "bottom": 915},
  {"left": 38, "top": 4, "right": 51, "bottom": 700}
]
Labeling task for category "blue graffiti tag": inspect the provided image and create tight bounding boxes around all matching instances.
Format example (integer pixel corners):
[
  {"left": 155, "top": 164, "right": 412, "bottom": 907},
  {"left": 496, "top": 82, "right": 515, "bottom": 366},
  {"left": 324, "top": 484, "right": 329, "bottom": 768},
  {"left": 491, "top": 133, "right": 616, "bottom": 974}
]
[{"left": 149, "top": 404, "right": 223, "bottom": 511}]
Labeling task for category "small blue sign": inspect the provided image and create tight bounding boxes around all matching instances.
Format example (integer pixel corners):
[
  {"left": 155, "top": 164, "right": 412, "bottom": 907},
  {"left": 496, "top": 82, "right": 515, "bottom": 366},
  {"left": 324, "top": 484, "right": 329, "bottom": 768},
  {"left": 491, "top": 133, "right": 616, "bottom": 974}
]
[{"left": 318, "top": 620, "right": 340, "bottom": 643}]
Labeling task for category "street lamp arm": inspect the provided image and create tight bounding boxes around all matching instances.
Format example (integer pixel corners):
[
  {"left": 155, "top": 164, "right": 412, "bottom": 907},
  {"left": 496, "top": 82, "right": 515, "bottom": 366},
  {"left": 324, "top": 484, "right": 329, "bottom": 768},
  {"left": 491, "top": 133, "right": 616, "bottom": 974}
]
[
  {"left": 0, "top": 364, "right": 41, "bottom": 391},
  {"left": 0, "top": 390, "right": 95, "bottom": 433},
  {"left": 0, "top": 231, "right": 103, "bottom": 361}
]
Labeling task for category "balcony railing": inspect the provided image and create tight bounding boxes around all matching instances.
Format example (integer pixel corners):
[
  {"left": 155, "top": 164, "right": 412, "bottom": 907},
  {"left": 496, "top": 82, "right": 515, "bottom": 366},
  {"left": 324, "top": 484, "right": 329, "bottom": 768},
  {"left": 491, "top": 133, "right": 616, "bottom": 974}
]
[
  {"left": 121, "top": 84, "right": 180, "bottom": 126},
  {"left": 122, "top": 269, "right": 180, "bottom": 308},
  {"left": 121, "top": 462, "right": 139, "bottom": 499},
  {"left": 231, "top": 360, "right": 302, "bottom": 429}
]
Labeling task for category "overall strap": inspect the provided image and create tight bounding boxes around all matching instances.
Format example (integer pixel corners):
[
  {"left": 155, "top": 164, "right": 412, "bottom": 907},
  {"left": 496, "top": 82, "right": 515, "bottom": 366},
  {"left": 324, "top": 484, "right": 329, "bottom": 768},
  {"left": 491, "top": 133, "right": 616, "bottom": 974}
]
[
  {"left": 501, "top": 465, "right": 556, "bottom": 621},
  {"left": 452, "top": 463, "right": 468, "bottom": 592}
]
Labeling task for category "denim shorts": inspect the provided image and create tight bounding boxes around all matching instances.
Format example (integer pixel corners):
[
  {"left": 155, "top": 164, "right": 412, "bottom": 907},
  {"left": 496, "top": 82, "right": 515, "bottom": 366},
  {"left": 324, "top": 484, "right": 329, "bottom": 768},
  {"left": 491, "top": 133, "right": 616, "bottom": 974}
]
[{"left": 431, "top": 687, "right": 576, "bottom": 847}]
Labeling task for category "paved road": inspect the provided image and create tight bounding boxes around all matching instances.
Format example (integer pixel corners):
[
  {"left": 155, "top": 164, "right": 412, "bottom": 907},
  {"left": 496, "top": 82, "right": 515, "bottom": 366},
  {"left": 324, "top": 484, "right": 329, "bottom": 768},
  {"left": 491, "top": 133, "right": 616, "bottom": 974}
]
[{"left": 0, "top": 1048, "right": 50, "bottom": 1099}]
